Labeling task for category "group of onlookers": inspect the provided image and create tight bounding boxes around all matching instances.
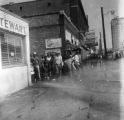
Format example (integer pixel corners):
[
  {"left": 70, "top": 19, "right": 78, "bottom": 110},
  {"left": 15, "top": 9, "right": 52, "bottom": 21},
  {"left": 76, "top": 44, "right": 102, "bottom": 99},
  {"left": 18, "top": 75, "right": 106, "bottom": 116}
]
[
  {"left": 112, "top": 50, "right": 124, "bottom": 60},
  {"left": 30, "top": 51, "right": 82, "bottom": 83},
  {"left": 30, "top": 49, "right": 124, "bottom": 83},
  {"left": 30, "top": 52, "right": 64, "bottom": 83}
]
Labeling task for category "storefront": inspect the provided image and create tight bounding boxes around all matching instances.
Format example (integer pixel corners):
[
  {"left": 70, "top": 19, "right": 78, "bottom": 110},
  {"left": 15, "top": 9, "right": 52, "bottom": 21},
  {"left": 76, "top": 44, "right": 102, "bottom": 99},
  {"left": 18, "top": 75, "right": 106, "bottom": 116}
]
[
  {"left": 0, "top": 7, "right": 30, "bottom": 97},
  {"left": 64, "top": 29, "right": 80, "bottom": 57}
]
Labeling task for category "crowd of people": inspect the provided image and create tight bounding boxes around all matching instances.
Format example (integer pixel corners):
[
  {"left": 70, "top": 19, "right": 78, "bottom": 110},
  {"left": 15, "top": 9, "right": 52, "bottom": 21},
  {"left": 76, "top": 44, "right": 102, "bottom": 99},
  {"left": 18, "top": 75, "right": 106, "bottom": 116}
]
[
  {"left": 30, "top": 49, "right": 124, "bottom": 83},
  {"left": 30, "top": 50, "right": 82, "bottom": 83},
  {"left": 112, "top": 50, "right": 124, "bottom": 60}
]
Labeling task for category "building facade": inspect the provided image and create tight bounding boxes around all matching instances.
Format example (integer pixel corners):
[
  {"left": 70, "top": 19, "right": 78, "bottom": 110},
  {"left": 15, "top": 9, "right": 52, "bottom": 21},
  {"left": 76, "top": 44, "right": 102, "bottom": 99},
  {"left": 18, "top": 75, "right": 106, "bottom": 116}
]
[
  {"left": 0, "top": 7, "right": 30, "bottom": 97},
  {"left": 111, "top": 17, "right": 124, "bottom": 51},
  {"left": 2, "top": 0, "right": 88, "bottom": 33},
  {"left": 26, "top": 11, "right": 84, "bottom": 59},
  {"left": 2, "top": 0, "right": 88, "bottom": 59}
]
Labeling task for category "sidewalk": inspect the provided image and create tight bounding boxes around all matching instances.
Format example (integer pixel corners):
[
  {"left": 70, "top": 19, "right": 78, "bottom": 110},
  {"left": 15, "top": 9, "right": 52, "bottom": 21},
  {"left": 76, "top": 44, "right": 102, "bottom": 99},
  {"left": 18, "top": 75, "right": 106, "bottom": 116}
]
[
  {"left": 0, "top": 82, "right": 89, "bottom": 120},
  {"left": 0, "top": 59, "right": 123, "bottom": 120}
]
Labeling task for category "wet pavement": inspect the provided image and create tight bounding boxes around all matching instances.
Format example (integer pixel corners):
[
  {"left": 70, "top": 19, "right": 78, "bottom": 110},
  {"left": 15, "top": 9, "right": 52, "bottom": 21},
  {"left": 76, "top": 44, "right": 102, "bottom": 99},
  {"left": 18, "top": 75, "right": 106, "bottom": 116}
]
[
  {"left": 0, "top": 58, "right": 124, "bottom": 120},
  {"left": 0, "top": 84, "right": 89, "bottom": 120}
]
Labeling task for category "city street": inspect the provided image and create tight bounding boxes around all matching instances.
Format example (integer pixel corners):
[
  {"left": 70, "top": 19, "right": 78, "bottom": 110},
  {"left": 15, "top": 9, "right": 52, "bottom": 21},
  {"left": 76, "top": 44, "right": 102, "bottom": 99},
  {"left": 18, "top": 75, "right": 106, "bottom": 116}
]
[
  {"left": 0, "top": 0, "right": 123, "bottom": 120},
  {"left": 0, "top": 59, "right": 123, "bottom": 120}
]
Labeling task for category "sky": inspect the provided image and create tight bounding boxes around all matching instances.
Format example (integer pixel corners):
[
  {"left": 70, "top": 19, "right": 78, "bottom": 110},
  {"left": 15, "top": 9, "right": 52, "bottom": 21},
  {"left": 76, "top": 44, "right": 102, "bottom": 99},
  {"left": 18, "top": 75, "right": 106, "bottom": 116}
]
[
  {"left": 82, "top": 0, "right": 120, "bottom": 49},
  {"left": 0, "top": 0, "right": 124, "bottom": 49}
]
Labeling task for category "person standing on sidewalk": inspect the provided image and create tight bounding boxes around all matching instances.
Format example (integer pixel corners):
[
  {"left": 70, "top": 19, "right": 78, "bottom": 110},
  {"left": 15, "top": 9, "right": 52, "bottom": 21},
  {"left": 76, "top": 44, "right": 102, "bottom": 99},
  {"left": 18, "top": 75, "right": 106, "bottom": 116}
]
[
  {"left": 32, "top": 52, "right": 41, "bottom": 82},
  {"left": 73, "top": 52, "right": 80, "bottom": 70},
  {"left": 30, "top": 54, "right": 35, "bottom": 83},
  {"left": 64, "top": 51, "right": 76, "bottom": 77},
  {"left": 46, "top": 53, "right": 52, "bottom": 79},
  {"left": 44, "top": 55, "right": 49, "bottom": 80},
  {"left": 55, "top": 53, "right": 63, "bottom": 79},
  {"left": 40, "top": 55, "right": 45, "bottom": 80}
]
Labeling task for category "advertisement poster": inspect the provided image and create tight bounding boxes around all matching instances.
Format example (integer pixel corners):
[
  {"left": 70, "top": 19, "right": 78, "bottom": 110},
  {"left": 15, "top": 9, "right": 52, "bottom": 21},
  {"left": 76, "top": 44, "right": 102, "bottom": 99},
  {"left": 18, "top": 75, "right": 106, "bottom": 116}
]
[{"left": 45, "top": 38, "right": 62, "bottom": 49}]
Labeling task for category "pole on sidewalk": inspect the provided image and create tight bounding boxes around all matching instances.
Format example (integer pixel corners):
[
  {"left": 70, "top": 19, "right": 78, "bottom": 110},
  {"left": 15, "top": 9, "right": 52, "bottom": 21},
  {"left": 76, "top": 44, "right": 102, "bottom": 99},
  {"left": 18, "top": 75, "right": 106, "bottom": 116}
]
[
  {"left": 101, "top": 7, "right": 107, "bottom": 58},
  {"left": 99, "top": 32, "right": 102, "bottom": 53}
]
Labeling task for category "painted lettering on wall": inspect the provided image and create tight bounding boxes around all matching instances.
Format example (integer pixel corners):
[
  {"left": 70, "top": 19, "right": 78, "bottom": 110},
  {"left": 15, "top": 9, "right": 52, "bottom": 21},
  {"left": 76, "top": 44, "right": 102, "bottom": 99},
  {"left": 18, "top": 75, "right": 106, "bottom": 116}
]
[{"left": 0, "top": 17, "right": 26, "bottom": 35}]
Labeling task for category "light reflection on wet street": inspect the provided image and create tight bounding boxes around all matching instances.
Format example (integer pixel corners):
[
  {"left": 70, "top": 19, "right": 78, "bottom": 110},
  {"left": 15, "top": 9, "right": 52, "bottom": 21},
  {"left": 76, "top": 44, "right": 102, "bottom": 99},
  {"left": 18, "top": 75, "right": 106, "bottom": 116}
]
[{"left": 0, "top": 59, "right": 123, "bottom": 120}]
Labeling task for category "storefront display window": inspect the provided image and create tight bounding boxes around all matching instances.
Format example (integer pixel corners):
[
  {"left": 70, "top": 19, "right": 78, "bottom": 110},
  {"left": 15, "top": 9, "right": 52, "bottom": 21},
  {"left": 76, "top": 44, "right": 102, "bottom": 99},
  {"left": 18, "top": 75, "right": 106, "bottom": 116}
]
[{"left": 0, "top": 32, "right": 25, "bottom": 67}]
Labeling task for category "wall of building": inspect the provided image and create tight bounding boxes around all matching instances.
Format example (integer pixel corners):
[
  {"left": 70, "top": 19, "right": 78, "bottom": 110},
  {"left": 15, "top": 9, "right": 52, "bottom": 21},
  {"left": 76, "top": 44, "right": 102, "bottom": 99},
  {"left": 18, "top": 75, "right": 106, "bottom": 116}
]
[
  {"left": 62, "top": 14, "right": 82, "bottom": 59},
  {"left": 30, "top": 25, "right": 60, "bottom": 55},
  {"left": 70, "top": 0, "right": 88, "bottom": 32},
  {"left": 2, "top": 0, "right": 70, "bottom": 18},
  {"left": 64, "top": 15, "right": 80, "bottom": 39},
  {"left": 2, "top": 0, "right": 88, "bottom": 33},
  {"left": 24, "top": 14, "right": 60, "bottom": 54},
  {"left": 0, "top": 66, "right": 29, "bottom": 96},
  {"left": 2, "top": 0, "right": 89, "bottom": 58},
  {"left": 0, "top": 7, "right": 30, "bottom": 97},
  {"left": 26, "top": 12, "right": 83, "bottom": 58},
  {"left": 26, "top": 14, "right": 59, "bottom": 27}
]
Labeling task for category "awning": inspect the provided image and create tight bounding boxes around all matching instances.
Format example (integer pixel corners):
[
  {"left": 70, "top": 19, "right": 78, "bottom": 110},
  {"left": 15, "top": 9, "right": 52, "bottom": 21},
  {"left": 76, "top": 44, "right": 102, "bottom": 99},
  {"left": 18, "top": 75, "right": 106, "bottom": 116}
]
[{"left": 80, "top": 45, "right": 90, "bottom": 51}]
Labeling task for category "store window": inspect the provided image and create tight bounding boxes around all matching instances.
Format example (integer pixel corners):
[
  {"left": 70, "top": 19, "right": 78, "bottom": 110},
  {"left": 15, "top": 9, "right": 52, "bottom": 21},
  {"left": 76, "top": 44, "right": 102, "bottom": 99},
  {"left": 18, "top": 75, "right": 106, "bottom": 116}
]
[{"left": 0, "top": 32, "right": 25, "bottom": 67}]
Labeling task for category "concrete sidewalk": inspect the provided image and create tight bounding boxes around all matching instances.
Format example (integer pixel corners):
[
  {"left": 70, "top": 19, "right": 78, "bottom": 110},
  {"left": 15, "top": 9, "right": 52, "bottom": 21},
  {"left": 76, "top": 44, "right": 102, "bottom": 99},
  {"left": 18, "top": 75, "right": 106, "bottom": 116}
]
[{"left": 0, "top": 82, "right": 89, "bottom": 120}]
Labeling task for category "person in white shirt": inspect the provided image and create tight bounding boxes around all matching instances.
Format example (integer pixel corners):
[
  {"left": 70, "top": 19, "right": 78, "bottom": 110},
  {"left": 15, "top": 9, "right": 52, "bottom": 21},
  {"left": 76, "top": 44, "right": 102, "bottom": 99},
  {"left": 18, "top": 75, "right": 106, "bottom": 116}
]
[
  {"left": 46, "top": 53, "right": 52, "bottom": 78},
  {"left": 46, "top": 53, "right": 51, "bottom": 61},
  {"left": 73, "top": 53, "right": 80, "bottom": 70},
  {"left": 74, "top": 54, "right": 80, "bottom": 63},
  {"left": 55, "top": 53, "right": 63, "bottom": 78}
]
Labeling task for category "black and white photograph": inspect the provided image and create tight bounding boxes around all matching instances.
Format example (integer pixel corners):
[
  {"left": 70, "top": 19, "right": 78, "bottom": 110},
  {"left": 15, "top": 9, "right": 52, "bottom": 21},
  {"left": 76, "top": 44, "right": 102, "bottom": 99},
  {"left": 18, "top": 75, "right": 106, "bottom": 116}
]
[{"left": 0, "top": 0, "right": 124, "bottom": 119}]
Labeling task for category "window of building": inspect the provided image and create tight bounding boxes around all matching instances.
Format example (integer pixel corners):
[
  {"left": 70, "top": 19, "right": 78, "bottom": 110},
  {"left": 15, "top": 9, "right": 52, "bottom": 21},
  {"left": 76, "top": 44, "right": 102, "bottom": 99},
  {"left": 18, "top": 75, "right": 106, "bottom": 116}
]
[
  {"left": 0, "top": 32, "right": 25, "bottom": 67},
  {"left": 19, "top": 6, "right": 22, "bottom": 11},
  {"left": 9, "top": 10, "right": 13, "bottom": 12},
  {"left": 47, "top": 2, "right": 51, "bottom": 7}
]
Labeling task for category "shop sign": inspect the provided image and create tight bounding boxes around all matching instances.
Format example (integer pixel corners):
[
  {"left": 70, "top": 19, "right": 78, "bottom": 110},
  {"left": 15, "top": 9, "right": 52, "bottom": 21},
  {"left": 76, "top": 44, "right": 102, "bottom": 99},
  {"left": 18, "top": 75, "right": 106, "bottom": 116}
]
[
  {"left": 0, "top": 10, "right": 27, "bottom": 35},
  {"left": 85, "top": 38, "right": 95, "bottom": 44},
  {"left": 45, "top": 38, "right": 62, "bottom": 49},
  {"left": 65, "top": 30, "right": 71, "bottom": 42},
  {"left": 85, "top": 31, "right": 95, "bottom": 40}
]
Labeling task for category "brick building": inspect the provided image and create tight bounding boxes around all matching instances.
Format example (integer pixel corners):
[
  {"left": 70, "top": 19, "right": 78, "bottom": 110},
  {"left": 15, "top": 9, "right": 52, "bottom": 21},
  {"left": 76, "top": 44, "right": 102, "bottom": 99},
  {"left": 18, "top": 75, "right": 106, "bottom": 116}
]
[{"left": 3, "top": 0, "right": 89, "bottom": 59}]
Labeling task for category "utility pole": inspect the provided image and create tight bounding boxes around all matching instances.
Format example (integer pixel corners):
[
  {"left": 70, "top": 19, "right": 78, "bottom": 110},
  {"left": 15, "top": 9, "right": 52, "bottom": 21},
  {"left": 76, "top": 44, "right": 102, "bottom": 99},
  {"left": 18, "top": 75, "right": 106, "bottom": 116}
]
[
  {"left": 99, "top": 32, "right": 102, "bottom": 53},
  {"left": 101, "top": 7, "right": 107, "bottom": 58}
]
